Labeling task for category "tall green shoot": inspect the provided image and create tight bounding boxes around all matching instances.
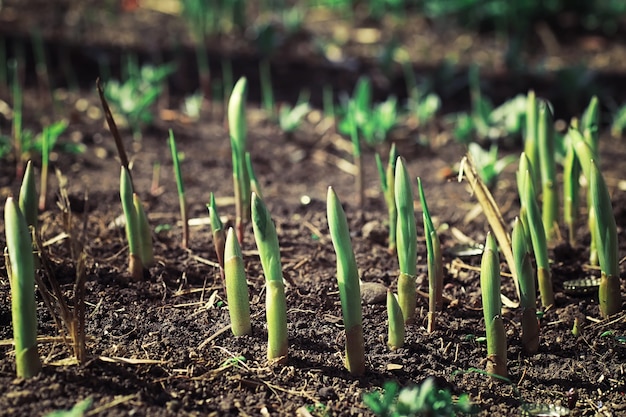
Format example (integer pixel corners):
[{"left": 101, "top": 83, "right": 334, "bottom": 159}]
[
  {"left": 224, "top": 227, "right": 252, "bottom": 336},
  {"left": 568, "top": 128, "right": 621, "bottom": 317},
  {"left": 208, "top": 193, "right": 226, "bottom": 278},
  {"left": 168, "top": 129, "right": 189, "bottom": 249},
  {"left": 229, "top": 77, "right": 250, "bottom": 243},
  {"left": 418, "top": 177, "right": 443, "bottom": 333},
  {"left": 120, "top": 166, "right": 143, "bottom": 281},
  {"left": 4, "top": 197, "right": 42, "bottom": 378},
  {"left": 518, "top": 154, "right": 554, "bottom": 307},
  {"left": 375, "top": 143, "right": 398, "bottom": 254},
  {"left": 394, "top": 157, "right": 417, "bottom": 324},
  {"left": 537, "top": 101, "right": 558, "bottom": 243},
  {"left": 327, "top": 187, "right": 365, "bottom": 376},
  {"left": 251, "top": 193, "right": 288, "bottom": 364},
  {"left": 512, "top": 217, "right": 539, "bottom": 354},
  {"left": 524, "top": 90, "right": 540, "bottom": 192},
  {"left": 481, "top": 233, "right": 507, "bottom": 378}
]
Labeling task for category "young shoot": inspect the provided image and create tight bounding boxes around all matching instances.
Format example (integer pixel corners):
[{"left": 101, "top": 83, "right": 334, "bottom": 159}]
[
  {"left": 251, "top": 193, "right": 288, "bottom": 364},
  {"left": 327, "top": 187, "right": 365, "bottom": 376},
  {"left": 375, "top": 143, "right": 398, "bottom": 254},
  {"left": 394, "top": 157, "right": 417, "bottom": 324},
  {"left": 537, "top": 101, "right": 559, "bottom": 244},
  {"left": 418, "top": 177, "right": 443, "bottom": 333},
  {"left": 224, "top": 227, "right": 251, "bottom": 336},
  {"left": 512, "top": 217, "right": 539, "bottom": 354},
  {"left": 120, "top": 166, "right": 143, "bottom": 281},
  {"left": 228, "top": 77, "right": 250, "bottom": 243},
  {"left": 208, "top": 192, "right": 226, "bottom": 278},
  {"left": 168, "top": 130, "right": 189, "bottom": 249},
  {"left": 386, "top": 290, "right": 404, "bottom": 350},
  {"left": 4, "top": 196, "right": 42, "bottom": 378},
  {"left": 481, "top": 233, "right": 507, "bottom": 378}
]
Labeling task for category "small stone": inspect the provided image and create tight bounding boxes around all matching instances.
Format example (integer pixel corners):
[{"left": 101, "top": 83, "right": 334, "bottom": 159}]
[{"left": 360, "top": 281, "right": 388, "bottom": 304}]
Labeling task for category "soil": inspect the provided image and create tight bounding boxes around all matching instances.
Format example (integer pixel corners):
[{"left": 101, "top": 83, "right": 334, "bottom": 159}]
[{"left": 0, "top": 2, "right": 625, "bottom": 416}]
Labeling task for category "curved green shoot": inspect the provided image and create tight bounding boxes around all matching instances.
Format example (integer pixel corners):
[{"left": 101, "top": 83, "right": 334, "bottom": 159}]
[
  {"left": 512, "top": 217, "right": 539, "bottom": 354},
  {"left": 4, "top": 196, "right": 41, "bottom": 378},
  {"left": 537, "top": 101, "right": 558, "bottom": 243},
  {"left": 418, "top": 177, "right": 443, "bottom": 333},
  {"left": 168, "top": 129, "right": 188, "bottom": 249},
  {"left": 480, "top": 233, "right": 507, "bottom": 378},
  {"left": 251, "top": 193, "right": 288, "bottom": 363},
  {"left": 567, "top": 127, "right": 621, "bottom": 316},
  {"left": 375, "top": 143, "right": 398, "bottom": 254},
  {"left": 133, "top": 193, "right": 153, "bottom": 267},
  {"left": 224, "top": 227, "right": 251, "bottom": 336},
  {"left": 207, "top": 192, "right": 226, "bottom": 277},
  {"left": 386, "top": 290, "right": 404, "bottom": 350},
  {"left": 563, "top": 131, "right": 581, "bottom": 246},
  {"left": 120, "top": 166, "right": 143, "bottom": 281},
  {"left": 327, "top": 187, "right": 365, "bottom": 375},
  {"left": 19, "top": 160, "right": 37, "bottom": 230},
  {"left": 228, "top": 77, "right": 250, "bottom": 243},
  {"left": 518, "top": 154, "right": 554, "bottom": 307},
  {"left": 394, "top": 157, "right": 417, "bottom": 324},
  {"left": 524, "top": 90, "right": 540, "bottom": 193},
  {"left": 246, "top": 152, "right": 263, "bottom": 200}
]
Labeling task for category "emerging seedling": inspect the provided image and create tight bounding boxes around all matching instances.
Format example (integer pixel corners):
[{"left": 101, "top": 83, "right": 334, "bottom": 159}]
[
  {"left": 568, "top": 128, "right": 621, "bottom": 317},
  {"left": 224, "top": 227, "right": 251, "bottom": 336},
  {"left": 518, "top": 155, "right": 554, "bottom": 307},
  {"left": 394, "top": 157, "right": 417, "bottom": 323},
  {"left": 207, "top": 192, "right": 226, "bottom": 278},
  {"left": 134, "top": 194, "right": 154, "bottom": 267},
  {"left": 524, "top": 90, "right": 540, "bottom": 192},
  {"left": 4, "top": 196, "right": 42, "bottom": 378},
  {"left": 394, "top": 157, "right": 417, "bottom": 324},
  {"left": 120, "top": 166, "right": 144, "bottom": 281},
  {"left": 327, "top": 187, "right": 365, "bottom": 376},
  {"left": 251, "top": 193, "right": 288, "bottom": 364},
  {"left": 228, "top": 77, "right": 250, "bottom": 243},
  {"left": 537, "top": 101, "right": 559, "bottom": 244},
  {"left": 375, "top": 143, "right": 398, "bottom": 254},
  {"left": 512, "top": 218, "right": 539, "bottom": 354},
  {"left": 168, "top": 129, "right": 189, "bottom": 249},
  {"left": 481, "top": 233, "right": 507, "bottom": 378},
  {"left": 418, "top": 177, "right": 443, "bottom": 333},
  {"left": 386, "top": 290, "right": 404, "bottom": 350},
  {"left": 19, "top": 160, "right": 37, "bottom": 230},
  {"left": 563, "top": 126, "right": 581, "bottom": 246}
]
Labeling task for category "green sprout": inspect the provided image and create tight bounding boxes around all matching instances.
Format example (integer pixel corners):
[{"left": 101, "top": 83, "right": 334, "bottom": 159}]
[
  {"left": 120, "top": 166, "right": 143, "bottom": 281},
  {"left": 19, "top": 160, "right": 37, "bottom": 230},
  {"left": 518, "top": 153, "right": 554, "bottom": 307},
  {"left": 246, "top": 152, "right": 263, "bottom": 200},
  {"left": 537, "top": 101, "right": 559, "bottom": 244},
  {"left": 133, "top": 194, "right": 154, "bottom": 268},
  {"left": 512, "top": 217, "right": 539, "bottom": 354},
  {"left": 251, "top": 193, "right": 288, "bottom": 364},
  {"left": 104, "top": 61, "right": 175, "bottom": 139},
  {"left": 524, "top": 90, "right": 540, "bottom": 192},
  {"left": 563, "top": 124, "right": 581, "bottom": 246},
  {"left": 375, "top": 143, "right": 398, "bottom": 254},
  {"left": 363, "top": 378, "right": 477, "bottom": 417},
  {"left": 207, "top": 192, "right": 226, "bottom": 278},
  {"left": 418, "top": 177, "right": 443, "bottom": 333},
  {"left": 224, "top": 227, "right": 251, "bottom": 336},
  {"left": 401, "top": 57, "right": 441, "bottom": 126},
  {"left": 44, "top": 397, "right": 93, "bottom": 417},
  {"left": 480, "top": 233, "right": 507, "bottom": 378},
  {"left": 326, "top": 186, "right": 365, "bottom": 376},
  {"left": 568, "top": 128, "right": 621, "bottom": 317},
  {"left": 386, "top": 290, "right": 404, "bottom": 350},
  {"left": 4, "top": 196, "right": 42, "bottom": 378},
  {"left": 168, "top": 129, "right": 189, "bottom": 249},
  {"left": 467, "top": 143, "right": 516, "bottom": 190},
  {"left": 38, "top": 120, "right": 69, "bottom": 211},
  {"left": 580, "top": 97, "right": 600, "bottom": 266},
  {"left": 394, "top": 157, "right": 417, "bottom": 324},
  {"left": 228, "top": 77, "right": 250, "bottom": 244},
  {"left": 338, "top": 77, "right": 398, "bottom": 147},
  {"left": 279, "top": 91, "right": 311, "bottom": 134}
]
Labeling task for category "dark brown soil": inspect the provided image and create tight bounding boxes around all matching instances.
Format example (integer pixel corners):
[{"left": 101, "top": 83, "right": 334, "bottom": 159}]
[{"left": 0, "top": 2, "right": 625, "bottom": 416}]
